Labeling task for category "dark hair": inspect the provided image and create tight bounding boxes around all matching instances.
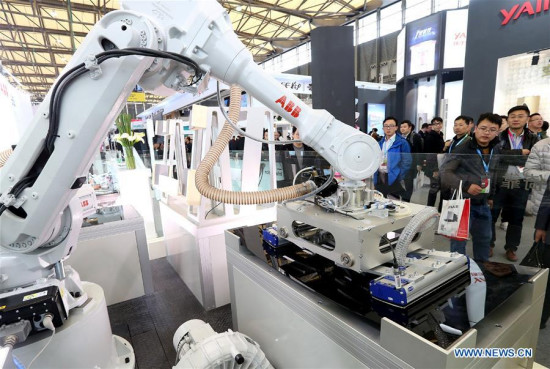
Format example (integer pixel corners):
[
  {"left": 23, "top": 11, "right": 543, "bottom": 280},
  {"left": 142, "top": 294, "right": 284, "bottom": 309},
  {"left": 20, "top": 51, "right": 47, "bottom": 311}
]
[
  {"left": 382, "top": 115, "right": 399, "bottom": 125},
  {"left": 454, "top": 115, "right": 471, "bottom": 124},
  {"left": 431, "top": 117, "right": 443, "bottom": 124},
  {"left": 530, "top": 112, "right": 542, "bottom": 118},
  {"left": 543, "top": 121, "right": 549, "bottom": 132},
  {"left": 500, "top": 115, "right": 507, "bottom": 120},
  {"left": 476, "top": 113, "right": 502, "bottom": 127},
  {"left": 401, "top": 120, "right": 414, "bottom": 129},
  {"left": 421, "top": 123, "right": 429, "bottom": 129},
  {"left": 508, "top": 105, "right": 530, "bottom": 116},
  {"left": 383, "top": 116, "right": 398, "bottom": 125},
  {"left": 372, "top": 127, "right": 378, "bottom": 132},
  {"left": 292, "top": 126, "right": 298, "bottom": 134}
]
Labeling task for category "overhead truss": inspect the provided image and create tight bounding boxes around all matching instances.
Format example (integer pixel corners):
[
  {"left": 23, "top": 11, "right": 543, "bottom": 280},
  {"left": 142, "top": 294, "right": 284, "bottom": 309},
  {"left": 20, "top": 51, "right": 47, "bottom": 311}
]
[{"left": 0, "top": 0, "right": 381, "bottom": 102}]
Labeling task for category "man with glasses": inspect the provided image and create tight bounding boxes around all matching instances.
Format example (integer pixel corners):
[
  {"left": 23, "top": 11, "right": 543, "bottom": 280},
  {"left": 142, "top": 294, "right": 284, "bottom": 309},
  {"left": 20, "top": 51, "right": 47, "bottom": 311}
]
[
  {"left": 437, "top": 116, "right": 473, "bottom": 211},
  {"left": 373, "top": 117, "right": 411, "bottom": 199},
  {"left": 440, "top": 113, "right": 502, "bottom": 261},
  {"left": 424, "top": 117, "right": 445, "bottom": 207},
  {"left": 399, "top": 120, "right": 423, "bottom": 202},
  {"left": 529, "top": 113, "right": 547, "bottom": 139},
  {"left": 489, "top": 105, "right": 538, "bottom": 261}
]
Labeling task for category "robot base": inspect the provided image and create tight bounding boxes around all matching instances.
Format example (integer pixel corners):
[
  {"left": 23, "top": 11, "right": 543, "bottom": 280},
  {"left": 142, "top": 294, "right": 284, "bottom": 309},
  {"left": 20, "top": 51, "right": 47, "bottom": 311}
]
[{"left": 13, "top": 282, "right": 135, "bottom": 369}]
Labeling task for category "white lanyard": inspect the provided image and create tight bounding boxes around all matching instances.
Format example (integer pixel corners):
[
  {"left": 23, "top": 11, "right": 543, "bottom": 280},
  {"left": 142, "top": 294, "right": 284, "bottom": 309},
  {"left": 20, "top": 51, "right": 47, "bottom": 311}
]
[{"left": 383, "top": 137, "right": 393, "bottom": 157}]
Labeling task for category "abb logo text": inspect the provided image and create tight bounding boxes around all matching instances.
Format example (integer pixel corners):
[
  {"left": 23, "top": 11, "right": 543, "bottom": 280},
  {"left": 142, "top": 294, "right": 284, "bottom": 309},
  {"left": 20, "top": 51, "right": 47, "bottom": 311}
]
[
  {"left": 81, "top": 200, "right": 89, "bottom": 208},
  {"left": 501, "top": 0, "right": 549, "bottom": 25},
  {"left": 275, "top": 96, "right": 301, "bottom": 118}
]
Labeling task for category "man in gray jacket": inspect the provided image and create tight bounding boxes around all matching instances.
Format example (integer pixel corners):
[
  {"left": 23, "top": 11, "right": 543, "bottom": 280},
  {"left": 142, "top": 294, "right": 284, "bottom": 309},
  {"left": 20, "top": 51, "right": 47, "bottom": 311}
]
[{"left": 525, "top": 137, "right": 550, "bottom": 216}]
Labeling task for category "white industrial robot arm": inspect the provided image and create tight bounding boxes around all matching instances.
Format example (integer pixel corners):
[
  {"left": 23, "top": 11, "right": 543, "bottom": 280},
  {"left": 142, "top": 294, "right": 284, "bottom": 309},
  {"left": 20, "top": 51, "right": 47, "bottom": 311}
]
[{"left": 0, "top": 0, "right": 381, "bottom": 275}]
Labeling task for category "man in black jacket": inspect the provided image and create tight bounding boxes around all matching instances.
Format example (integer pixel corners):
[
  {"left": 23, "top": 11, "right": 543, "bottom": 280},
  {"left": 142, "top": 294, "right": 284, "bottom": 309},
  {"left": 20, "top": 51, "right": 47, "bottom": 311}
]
[
  {"left": 280, "top": 127, "right": 319, "bottom": 186},
  {"left": 437, "top": 116, "right": 473, "bottom": 211},
  {"left": 399, "top": 120, "right": 423, "bottom": 202},
  {"left": 440, "top": 113, "right": 502, "bottom": 262},
  {"left": 418, "top": 123, "right": 429, "bottom": 140},
  {"left": 490, "top": 105, "right": 538, "bottom": 261},
  {"left": 443, "top": 116, "right": 472, "bottom": 154},
  {"left": 424, "top": 117, "right": 445, "bottom": 207}
]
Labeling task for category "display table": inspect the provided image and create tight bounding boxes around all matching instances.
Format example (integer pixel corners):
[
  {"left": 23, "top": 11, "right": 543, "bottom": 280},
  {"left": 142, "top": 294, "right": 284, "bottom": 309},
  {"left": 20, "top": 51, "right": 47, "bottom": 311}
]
[
  {"left": 160, "top": 195, "right": 276, "bottom": 310},
  {"left": 226, "top": 226, "right": 548, "bottom": 369},
  {"left": 67, "top": 205, "right": 153, "bottom": 305}
]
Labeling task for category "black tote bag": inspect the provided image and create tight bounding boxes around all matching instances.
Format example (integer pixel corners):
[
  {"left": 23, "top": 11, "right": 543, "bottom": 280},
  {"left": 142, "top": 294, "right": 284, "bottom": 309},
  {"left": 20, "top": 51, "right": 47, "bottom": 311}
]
[{"left": 520, "top": 241, "right": 550, "bottom": 268}]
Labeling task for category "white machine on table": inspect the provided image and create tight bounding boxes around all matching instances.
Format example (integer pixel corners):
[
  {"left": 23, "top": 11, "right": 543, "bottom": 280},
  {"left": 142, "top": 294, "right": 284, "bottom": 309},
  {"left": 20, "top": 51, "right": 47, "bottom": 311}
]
[{"left": 278, "top": 198, "right": 469, "bottom": 308}]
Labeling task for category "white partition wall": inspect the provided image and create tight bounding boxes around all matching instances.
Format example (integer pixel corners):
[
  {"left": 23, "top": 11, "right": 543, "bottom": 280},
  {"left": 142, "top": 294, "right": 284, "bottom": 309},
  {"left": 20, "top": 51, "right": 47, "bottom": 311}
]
[{"left": 158, "top": 106, "right": 277, "bottom": 310}]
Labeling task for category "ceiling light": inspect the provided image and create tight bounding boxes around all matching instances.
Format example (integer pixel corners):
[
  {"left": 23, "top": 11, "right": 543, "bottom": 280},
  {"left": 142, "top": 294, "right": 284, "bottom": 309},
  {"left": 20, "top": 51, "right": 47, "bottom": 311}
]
[
  {"left": 50, "top": 10, "right": 57, "bottom": 17},
  {"left": 297, "top": 22, "right": 304, "bottom": 28},
  {"left": 271, "top": 39, "right": 301, "bottom": 50},
  {"left": 236, "top": 5, "right": 243, "bottom": 11},
  {"left": 56, "top": 38, "right": 63, "bottom": 44},
  {"left": 311, "top": 17, "right": 348, "bottom": 27}
]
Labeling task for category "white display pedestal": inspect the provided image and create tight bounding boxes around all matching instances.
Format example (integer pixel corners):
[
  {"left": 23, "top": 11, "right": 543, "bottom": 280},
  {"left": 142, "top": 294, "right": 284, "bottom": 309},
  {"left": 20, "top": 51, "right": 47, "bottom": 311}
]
[
  {"left": 117, "top": 168, "right": 157, "bottom": 240},
  {"left": 160, "top": 195, "right": 276, "bottom": 310},
  {"left": 68, "top": 205, "right": 153, "bottom": 305}
]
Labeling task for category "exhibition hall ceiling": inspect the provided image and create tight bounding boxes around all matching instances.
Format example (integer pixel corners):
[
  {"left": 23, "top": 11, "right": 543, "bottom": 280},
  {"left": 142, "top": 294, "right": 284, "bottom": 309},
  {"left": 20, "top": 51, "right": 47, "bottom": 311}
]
[{"left": 0, "top": 0, "right": 382, "bottom": 102}]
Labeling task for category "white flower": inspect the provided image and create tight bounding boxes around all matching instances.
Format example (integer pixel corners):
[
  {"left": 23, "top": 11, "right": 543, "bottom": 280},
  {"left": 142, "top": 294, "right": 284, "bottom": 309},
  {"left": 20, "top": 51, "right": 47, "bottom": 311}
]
[{"left": 135, "top": 132, "right": 146, "bottom": 143}]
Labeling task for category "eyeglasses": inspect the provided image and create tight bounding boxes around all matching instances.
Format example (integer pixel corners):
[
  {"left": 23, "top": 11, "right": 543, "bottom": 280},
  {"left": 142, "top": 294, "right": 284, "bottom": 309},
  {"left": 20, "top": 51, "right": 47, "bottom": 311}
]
[
  {"left": 476, "top": 127, "right": 498, "bottom": 133},
  {"left": 383, "top": 125, "right": 396, "bottom": 128},
  {"left": 509, "top": 115, "right": 528, "bottom": 119}
]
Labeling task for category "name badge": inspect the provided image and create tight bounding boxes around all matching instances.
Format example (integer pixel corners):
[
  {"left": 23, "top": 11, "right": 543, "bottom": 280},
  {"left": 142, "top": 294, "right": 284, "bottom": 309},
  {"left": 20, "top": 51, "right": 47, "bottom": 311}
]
[{"left": 480, "top": 177, "right": 490, "bottom": 194}]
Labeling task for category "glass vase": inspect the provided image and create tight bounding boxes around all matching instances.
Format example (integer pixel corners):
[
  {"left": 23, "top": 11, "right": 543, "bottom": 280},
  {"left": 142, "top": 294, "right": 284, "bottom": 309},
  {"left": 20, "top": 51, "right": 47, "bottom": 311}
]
[{"left": 124, "top": 146, "right": 136, "bottom": 170}]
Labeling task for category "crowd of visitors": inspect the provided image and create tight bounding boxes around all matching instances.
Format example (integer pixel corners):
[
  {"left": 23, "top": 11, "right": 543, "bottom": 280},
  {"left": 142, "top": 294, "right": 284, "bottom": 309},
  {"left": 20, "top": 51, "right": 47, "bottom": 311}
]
[{"left": 367, "top": 106, "right": 549, "bottom": 265}]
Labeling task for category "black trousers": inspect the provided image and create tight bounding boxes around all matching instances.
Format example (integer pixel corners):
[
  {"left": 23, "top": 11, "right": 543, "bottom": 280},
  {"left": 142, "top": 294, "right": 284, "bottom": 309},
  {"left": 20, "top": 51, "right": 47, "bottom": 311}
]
[
  {"left": 427, "top": 176, "right": 440, "bottom": 207},
  {"left": 375, "top": 173, "right": 404, "bottom": 199},
  {"left": 490, "top": 184, "right": 530, "bottom": 251},
  {"left": 401, "top": 169, "right": 416, "bottom": 202}
]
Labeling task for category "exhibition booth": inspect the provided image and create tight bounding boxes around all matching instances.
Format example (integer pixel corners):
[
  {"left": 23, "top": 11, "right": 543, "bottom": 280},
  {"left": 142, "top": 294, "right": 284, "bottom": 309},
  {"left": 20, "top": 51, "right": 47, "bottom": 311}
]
[
  {"left": 396, "top": 8, "right": 468, "bottom": 138},
  {"left": 462, "top": 0, "right": 550, "bottom": 117}
]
